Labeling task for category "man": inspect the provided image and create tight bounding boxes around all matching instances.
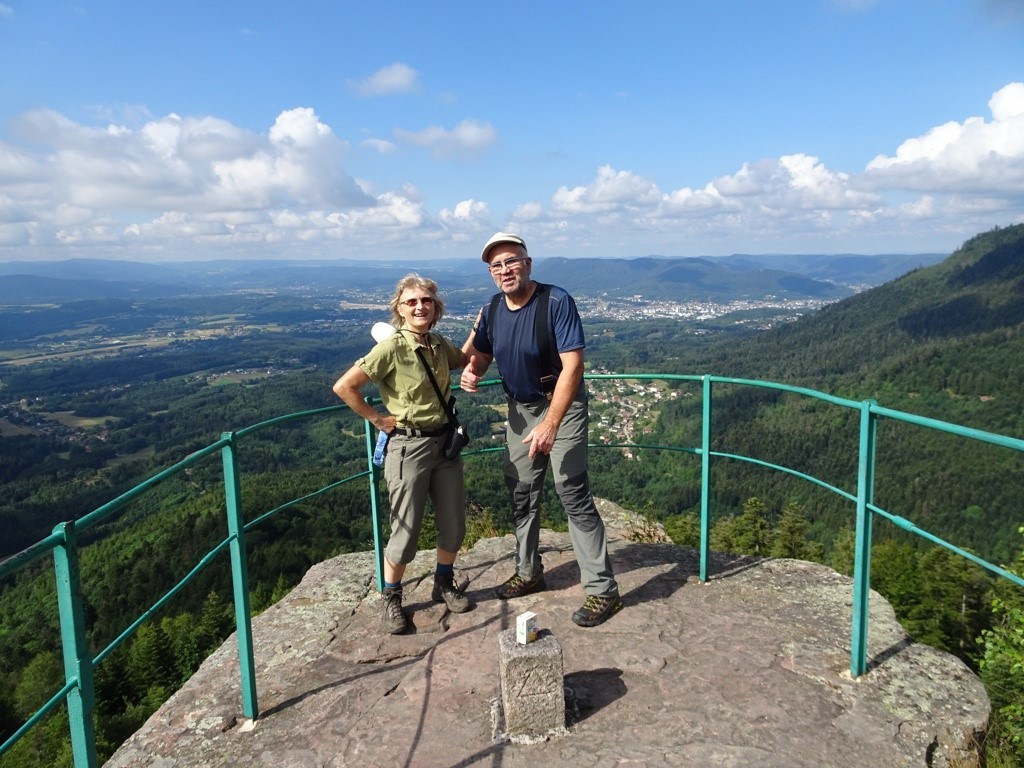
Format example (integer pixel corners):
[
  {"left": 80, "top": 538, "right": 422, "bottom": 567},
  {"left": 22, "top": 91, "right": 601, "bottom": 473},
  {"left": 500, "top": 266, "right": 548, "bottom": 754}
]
[{"left": 461, "top": 232, "right": 622, "bottom": 627}]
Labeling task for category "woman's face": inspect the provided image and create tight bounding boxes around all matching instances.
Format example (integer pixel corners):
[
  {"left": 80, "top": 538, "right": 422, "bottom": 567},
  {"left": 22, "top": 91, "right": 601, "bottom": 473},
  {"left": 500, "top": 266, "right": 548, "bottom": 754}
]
[{"left": 397, "top": 286, "right": 436, "bottom": 334}]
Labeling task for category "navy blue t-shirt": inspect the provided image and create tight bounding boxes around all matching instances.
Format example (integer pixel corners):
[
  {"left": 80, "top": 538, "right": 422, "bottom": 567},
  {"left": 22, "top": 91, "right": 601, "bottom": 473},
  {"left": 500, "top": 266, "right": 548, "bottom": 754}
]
[{"left": 474, "top": 283, "right": 585, "bottom": 402}]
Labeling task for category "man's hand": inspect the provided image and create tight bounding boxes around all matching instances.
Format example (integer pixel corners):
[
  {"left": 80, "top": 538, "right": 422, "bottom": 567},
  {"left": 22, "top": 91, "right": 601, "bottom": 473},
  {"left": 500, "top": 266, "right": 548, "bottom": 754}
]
[
  {"left": 461, "top": 354, "right": 484, "bottom": 393},
  {"left": 523, "top": 418, "right": 558, "bottom": 459}
]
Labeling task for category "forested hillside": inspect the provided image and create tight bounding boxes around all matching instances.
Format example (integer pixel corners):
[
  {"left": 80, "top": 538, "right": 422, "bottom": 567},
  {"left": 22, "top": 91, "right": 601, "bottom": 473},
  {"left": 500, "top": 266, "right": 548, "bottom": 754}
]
[{"left": 589, "top": 224, "right": 1024, "bottom": 561}]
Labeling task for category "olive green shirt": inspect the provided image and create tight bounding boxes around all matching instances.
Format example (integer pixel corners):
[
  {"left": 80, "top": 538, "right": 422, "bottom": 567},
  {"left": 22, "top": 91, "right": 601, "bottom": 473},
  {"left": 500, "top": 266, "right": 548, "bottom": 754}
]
[{"left": 357, "top": 329, "right": 463, "bottom": 429}]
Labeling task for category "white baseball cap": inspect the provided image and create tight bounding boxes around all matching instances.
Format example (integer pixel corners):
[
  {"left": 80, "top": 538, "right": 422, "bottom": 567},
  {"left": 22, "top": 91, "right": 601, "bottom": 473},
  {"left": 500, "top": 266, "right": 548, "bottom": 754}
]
[{"left": 480, "top": 232, "right": 527, "bottom": 262}]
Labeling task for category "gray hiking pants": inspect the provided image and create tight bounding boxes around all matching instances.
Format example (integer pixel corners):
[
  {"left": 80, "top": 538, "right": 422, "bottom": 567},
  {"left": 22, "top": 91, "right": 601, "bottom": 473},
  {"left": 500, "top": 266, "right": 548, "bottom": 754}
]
[{"left": 504, "top": 392, "right": 618, "bottom": 598}]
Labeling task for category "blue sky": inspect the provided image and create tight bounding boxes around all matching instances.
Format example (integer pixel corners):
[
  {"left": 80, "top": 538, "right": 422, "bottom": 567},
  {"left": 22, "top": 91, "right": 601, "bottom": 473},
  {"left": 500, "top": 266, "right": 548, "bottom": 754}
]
[{"left": 1, "top": 1, "right": 1022, "bottom": 263}]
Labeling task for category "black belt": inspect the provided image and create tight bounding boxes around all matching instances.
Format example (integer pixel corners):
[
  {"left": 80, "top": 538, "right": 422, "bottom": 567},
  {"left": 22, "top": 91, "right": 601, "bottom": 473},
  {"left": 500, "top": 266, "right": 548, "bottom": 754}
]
[
  {"left": 393, "top": 425, "right": 448, "bottom": 437},
  {"left": 509, "top": 392, "right": 554, "bottom": 405}
]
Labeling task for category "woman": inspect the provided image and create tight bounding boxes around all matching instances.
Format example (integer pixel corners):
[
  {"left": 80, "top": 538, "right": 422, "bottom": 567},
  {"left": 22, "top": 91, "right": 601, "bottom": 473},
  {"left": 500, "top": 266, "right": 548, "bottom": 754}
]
[{"left": 332, "top": 274, "right": 473, "bottom": 634}]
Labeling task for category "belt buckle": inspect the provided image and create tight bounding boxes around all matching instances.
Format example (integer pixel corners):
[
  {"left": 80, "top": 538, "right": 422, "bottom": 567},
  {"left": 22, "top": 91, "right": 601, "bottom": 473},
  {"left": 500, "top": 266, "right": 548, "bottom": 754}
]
[{"left": 540, "top": 374, "right": 556, "bottom": 401}]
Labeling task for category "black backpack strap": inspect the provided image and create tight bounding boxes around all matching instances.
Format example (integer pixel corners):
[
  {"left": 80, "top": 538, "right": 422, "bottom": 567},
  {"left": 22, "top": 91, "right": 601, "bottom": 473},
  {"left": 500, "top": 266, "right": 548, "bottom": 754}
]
[
  {"left": 533, "top": 283, "right": 561, "bottom": 380},
  {"left": 486, "top": 293, "right": 511, "bottom": 398},
  {"left": 487, "top": 292, "right": 502, "bottom": 344}
]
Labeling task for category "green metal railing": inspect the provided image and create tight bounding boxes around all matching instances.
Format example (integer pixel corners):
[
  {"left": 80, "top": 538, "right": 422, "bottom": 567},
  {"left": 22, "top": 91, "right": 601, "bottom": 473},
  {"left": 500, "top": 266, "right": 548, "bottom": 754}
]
[{"left": 1, "top": 373, "right": 1023, "bottom": 767}]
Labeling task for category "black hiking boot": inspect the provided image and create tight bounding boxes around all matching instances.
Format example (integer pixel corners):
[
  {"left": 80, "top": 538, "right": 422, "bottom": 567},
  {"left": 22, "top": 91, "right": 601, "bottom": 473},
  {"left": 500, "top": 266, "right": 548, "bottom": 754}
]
[
  {"left": 571, "top": 594, "right": 623, "bottom": 627},
  {"left": 381, "top": 586, "right": 409, "bottom": 634},
  {"left": 495, "top": 573, "right": 547, "bottom": 600},
  {"left": 431, "top": 571, "right": 474, "bottom": 613}
]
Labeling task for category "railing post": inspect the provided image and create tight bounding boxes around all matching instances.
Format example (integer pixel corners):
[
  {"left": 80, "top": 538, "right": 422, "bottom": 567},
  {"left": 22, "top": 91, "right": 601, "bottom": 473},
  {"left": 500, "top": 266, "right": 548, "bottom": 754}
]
[
  {"left": 221, "top": 432, "right": 259, "bottom": 720},
  {"left": 850, "top": 400, "right": 877, "bottom": 678},
  {"left": 364, "top": 413, "right": 385, "bottom": 594},
  {"left": 699, "top": 375, "right": 712, "bottom": 582},
  {"left": 52, "top": 520, "right": 98, "bottom": 768}
]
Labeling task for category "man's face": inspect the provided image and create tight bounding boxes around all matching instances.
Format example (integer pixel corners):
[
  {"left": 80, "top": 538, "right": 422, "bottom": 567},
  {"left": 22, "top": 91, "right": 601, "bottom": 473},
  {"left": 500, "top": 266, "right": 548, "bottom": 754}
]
[{"left": 487, "top": 244, "right": 531, "bottom": 297}]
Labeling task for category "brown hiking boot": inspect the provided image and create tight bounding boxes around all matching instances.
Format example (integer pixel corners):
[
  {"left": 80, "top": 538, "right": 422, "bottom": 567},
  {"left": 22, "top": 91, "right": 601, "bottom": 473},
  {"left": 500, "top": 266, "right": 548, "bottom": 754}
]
[
  {"left": 431, "top": 571, "right": 474, "bottom": 613},
  {"left": 571, "top": 594, "right": 623, "bottom": 627},
  {"left": 495, "top": 573, "right": 546, "bottom": 600},
  {"left": 381, "top": 586, "right": 409, "bottom": 634}
]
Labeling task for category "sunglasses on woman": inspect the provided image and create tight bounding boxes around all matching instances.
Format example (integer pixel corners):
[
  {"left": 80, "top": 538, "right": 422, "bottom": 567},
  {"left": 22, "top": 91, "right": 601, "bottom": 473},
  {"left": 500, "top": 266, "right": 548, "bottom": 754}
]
[{"left": 401, "top": 297, "right": 435, "bottom": 307}]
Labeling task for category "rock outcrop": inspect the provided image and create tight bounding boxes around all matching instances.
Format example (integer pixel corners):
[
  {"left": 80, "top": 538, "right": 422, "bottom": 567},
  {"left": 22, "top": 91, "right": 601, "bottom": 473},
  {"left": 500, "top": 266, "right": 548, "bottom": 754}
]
[{"left": 107, "top": 500, "right": 989, "bottom": 767}]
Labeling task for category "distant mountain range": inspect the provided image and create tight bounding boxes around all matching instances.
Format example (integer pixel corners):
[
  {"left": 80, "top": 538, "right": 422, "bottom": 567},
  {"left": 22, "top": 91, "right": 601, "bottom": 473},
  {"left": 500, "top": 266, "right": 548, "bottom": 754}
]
[
  {"left": 0, "top": 252, "right": 946, "bottom": 304},
  {"left": 538, "top": 253, "right": 944, "bottom": 300}
]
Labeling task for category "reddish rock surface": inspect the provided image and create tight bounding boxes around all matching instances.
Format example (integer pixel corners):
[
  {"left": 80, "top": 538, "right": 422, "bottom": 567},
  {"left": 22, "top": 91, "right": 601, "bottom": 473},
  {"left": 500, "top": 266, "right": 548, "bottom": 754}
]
[{"left": 107, "top": 500, "right": 988, "bottom": 767}]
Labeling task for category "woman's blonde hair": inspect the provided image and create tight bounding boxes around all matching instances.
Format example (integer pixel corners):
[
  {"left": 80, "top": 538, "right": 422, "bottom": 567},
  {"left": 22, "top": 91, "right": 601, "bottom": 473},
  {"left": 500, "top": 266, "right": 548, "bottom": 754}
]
[{"left": 388, "top": 273, "right": 445, "bottom": 329}]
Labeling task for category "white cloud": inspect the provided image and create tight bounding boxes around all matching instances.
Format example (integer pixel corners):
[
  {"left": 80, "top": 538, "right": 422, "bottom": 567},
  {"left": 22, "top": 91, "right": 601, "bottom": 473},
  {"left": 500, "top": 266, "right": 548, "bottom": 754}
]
[
  {"left": 0, "top": 107, "right": 432, "bottom": 258},
  {"left": 361, "top": 138, "right": 397, "bottom": 154},
  {"left": 440, "top": 199, "right": 489, "bottom": 223},
  {"left": 537, "top": 156, "right": 878, "bottom": 238},
  {"left": 865, "top": 82, "right": 1024, "bottom": 192},
  {"left": 511, "top": 201, "right": 545, "bottom": 222},
  {"left": 0, "top": 4, "right": 13, "bottom": 18},
  {"left": 0, "top": 143, "right": 40, "bottom": 182},
  {"left": 712, "top": 154, "right": 879, "bottom": 210},
  {"left": 349, "top": 63, "right": 420, "bottom": 98},
  {"left": 438, "top": 199, "right": 490, "bottom": 241},
  {"left": 990, "top": 81, "right": 1024, "bottom": 120},
  {"left": 892, "top": 196, "right": 936, "bottom": 219},
  {"left": 121, "top": 188, "right": 432, "bottom": 253},
  {"left": 394, "top": 119, "right": 497, "bottom": 159},
  {"left": 551, "top": 166, "right": 662, "bottom": 215},
  {"left": 268, "top": 107, "right": 333, "bottom": 147}
]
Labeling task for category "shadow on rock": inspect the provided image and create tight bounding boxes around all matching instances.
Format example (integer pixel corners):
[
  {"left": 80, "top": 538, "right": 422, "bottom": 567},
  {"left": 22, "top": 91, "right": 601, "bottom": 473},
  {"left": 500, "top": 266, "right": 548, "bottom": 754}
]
[{"left": 565, "top": 667, "right": 627, "bottom": 726}]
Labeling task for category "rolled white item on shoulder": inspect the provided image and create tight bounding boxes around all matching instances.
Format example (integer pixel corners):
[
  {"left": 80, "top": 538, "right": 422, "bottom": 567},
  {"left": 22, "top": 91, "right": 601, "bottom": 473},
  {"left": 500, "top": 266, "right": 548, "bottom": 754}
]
[{"left": 371, "top": 322, "right": 398, "bottom": 343}]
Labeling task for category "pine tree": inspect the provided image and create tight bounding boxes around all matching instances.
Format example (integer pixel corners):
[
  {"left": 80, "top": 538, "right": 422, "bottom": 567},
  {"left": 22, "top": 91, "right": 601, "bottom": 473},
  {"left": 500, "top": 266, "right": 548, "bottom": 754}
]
[
  {"left": 7, "top": 653, "right": 71, "bottom": 768},
  {"left": 870, "top": 539, "right": 923, "bottom": 621},
  {"left": 12, "top": 652, "right": 63, "bottom": 720},
  {"left": 665, "top": 512, "right": 700, "bottom": 547},
  {"left": 908, "top": 547, "right": 990, "bottom": 656},
  {"left": 731, "top": 497, "right": 772, "bottom": 556},
  {"left": 127, "top": 622, "right": 176, "bottom": 695},
  {"left": 196, "top": 590, "right": 232, "bottom": 655},
  {"left": 771, "top": 500, "right": 811, "bottom": 559},
  {"left": 250, "top": 581, "right": 272, "bottom": 614},
  {"left": 270, "top": 573, "right": 293, "bottom": 604},
  {"left": 161, "top": 613, "right": 202, "bottom": 685},
  {"left": 829, "top": 525, "right": 855, "bottom": 576},
  {"left": 709, "top": 516, "right": 737, "bottom": 553}
]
